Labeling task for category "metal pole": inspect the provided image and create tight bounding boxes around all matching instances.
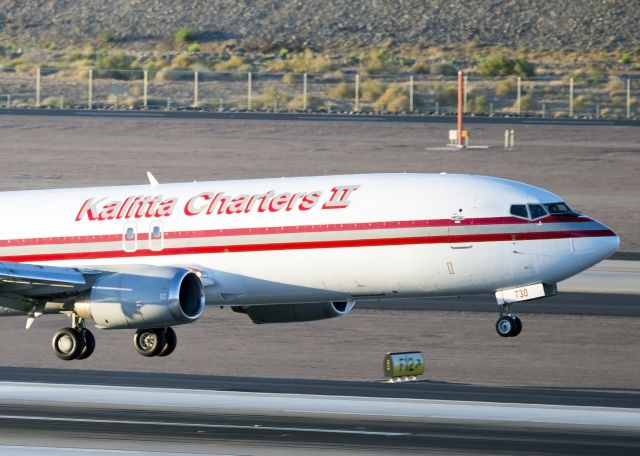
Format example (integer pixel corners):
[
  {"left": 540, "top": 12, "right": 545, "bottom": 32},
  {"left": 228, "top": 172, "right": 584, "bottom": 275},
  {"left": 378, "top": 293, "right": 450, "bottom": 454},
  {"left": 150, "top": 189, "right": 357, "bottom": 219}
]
[
  {"left": 463, "top": 75, "right": 468, "bottom": 112},
  {"left": 596, "top": 104, "right": 600, "bottom": 119},
  {"left": 435, "top": 101, "right": 439, "bottom": 115},
  {"left": 457, "top": 71, "right": 463, "bottom": 146},
  {"left": 516, "top": 77, "right": 521, "bottom": 114},
  {"left": 193, "top": 71, "right": 199, "bottom": 108},
  {"left": 60, "top": 95, "right": 63, "bottom": 109},
  {"left": 6, "top": 95, "right": 10, "bottom": 108},
  {"left": 88, "top": 69, "right": 93, "bottom": 109},
  {"left": 247, "top": 72, "right": 252, "bottom": 110},
  {"left": 303, "top": 72, "right": 308, "bottom": 111},
  {"left": 542, "top": 103, "right": 546, "bottom": 117},
  {"left": 355, "top": 74, "right": 360, "bottom": 112},
  {"left": 167, "top": 97, "right": 171, "bottom": 110},
  {"left": 627, "top": 78, "right": 631, "bottom": 119},
  {"left": 569, "top": 77, "right": 574, "bottom": 117},
  {"left": 409, "top": 75, "right": 414, "bottom": 113},
  {"left": 490, "top": 102, "right": 494, "bottom": 115},
  {"left": 143, "top": 70, "right": 148, "bottom": 108},
  {"left": 36, "top": 67, "right": 41, "bottom": 107},
  {"left": 219, "top": 97, "right": 223, "bottom": 112}
]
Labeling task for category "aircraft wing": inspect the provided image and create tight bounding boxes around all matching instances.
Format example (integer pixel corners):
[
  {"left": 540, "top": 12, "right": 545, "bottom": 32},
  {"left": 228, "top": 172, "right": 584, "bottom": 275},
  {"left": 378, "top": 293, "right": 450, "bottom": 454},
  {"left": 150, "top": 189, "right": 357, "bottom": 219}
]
[{"left": 0, "top": 262, "right": 100, "bottom": 319}]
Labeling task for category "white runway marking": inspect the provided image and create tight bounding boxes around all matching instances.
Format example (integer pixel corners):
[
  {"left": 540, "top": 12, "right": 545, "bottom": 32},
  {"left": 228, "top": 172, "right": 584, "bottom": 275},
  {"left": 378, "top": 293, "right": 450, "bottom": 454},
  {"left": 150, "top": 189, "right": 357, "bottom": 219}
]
[
  {"left": 0, "top": 414, "right": 407, "bottom": 437},
  {"left": 0, "top": 446, "right": 230, "bottom": 456}
]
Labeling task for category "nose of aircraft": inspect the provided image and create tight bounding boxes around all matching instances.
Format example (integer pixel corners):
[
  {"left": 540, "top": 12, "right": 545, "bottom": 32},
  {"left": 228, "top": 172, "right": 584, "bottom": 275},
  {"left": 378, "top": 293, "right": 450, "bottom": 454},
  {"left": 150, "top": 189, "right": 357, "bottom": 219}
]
[{"left": 572, "top": 217, "right": 620, "bottom": 270}]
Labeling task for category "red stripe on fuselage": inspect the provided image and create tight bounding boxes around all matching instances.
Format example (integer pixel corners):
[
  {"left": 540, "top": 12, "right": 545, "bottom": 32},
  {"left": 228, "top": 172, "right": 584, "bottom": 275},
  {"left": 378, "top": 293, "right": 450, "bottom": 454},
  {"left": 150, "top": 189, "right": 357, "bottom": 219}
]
[
  {"left": 0, "top": 215, "right": 592, "bottom": 247},
  {"left": 0, "top": 229, "right": 616, "bottom": 263}
]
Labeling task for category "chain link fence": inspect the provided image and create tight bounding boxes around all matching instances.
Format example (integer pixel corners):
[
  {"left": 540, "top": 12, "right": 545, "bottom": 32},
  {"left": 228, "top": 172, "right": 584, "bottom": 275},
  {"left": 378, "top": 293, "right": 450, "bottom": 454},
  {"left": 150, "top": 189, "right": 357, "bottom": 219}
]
[{"left": 1, "top": 67, "right": 637, "bottom": 119}]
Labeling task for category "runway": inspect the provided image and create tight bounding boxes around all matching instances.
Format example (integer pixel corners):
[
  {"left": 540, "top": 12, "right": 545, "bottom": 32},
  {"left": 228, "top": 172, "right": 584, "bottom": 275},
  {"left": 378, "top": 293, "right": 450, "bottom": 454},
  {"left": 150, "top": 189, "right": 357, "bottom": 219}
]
[
  {"left": 0, "top": 378, "right": 639, "bottom": 455},
  {"left": 1, "top": 107, "right": 639, "bottom": 127}
]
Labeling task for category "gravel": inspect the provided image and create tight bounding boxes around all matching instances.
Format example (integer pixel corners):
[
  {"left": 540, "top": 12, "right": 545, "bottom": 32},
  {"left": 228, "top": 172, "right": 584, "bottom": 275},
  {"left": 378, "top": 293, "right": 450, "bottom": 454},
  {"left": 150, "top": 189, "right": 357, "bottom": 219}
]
[{"left": 1, "top": 0, "right": 638, "bottom": 51}]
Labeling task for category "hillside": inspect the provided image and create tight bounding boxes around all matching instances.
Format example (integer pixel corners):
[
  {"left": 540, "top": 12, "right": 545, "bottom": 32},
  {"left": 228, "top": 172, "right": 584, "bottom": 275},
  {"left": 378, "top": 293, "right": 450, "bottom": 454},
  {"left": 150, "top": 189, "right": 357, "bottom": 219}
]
[{"left": 0, "top": 0, "right": 638, "bottom": 51}]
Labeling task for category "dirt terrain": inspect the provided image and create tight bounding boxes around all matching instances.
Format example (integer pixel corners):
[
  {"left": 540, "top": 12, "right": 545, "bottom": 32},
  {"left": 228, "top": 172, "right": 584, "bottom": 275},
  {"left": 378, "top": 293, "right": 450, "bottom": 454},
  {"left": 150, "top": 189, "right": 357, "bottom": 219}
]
[
  {"left": 1, "top": 0, "right": 638, "bottom": 50},
  {"left": 0, "top": 113, "right": 638, "bottom": 388}
]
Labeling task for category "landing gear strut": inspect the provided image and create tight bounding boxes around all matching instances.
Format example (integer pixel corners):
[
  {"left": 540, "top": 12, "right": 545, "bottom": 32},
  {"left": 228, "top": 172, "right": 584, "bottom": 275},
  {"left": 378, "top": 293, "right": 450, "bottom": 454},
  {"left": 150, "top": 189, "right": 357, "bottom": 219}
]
[
  {"left": 134, "top": 327, "right": 177, "bottom": 357},
  {"left": 495, "top": 304, "right": 522, "bottom": 338},
  {"left": 52, "top": 314, "right": 96, "bottom": 360}
]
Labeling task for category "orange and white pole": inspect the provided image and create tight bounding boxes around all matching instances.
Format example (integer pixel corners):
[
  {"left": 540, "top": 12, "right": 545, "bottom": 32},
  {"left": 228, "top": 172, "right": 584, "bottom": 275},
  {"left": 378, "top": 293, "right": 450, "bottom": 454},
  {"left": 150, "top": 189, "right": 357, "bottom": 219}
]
[{"left": 457, "top": 70, "right": 463, "bottom": 146}]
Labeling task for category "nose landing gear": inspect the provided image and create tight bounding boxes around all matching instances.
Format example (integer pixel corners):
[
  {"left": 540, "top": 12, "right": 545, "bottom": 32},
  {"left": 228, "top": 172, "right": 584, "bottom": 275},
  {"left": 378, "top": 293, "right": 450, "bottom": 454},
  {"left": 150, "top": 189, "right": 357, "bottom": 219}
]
[{"left": 496, "top": 304, "right": 522, "bottom": 337}]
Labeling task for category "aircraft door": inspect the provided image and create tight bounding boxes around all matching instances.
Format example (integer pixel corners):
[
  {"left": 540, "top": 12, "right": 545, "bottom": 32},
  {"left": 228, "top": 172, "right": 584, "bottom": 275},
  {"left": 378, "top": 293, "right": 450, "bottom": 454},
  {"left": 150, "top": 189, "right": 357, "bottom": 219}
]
[{"left": 448, "top": 194, "right": 479, "bottom": 250}]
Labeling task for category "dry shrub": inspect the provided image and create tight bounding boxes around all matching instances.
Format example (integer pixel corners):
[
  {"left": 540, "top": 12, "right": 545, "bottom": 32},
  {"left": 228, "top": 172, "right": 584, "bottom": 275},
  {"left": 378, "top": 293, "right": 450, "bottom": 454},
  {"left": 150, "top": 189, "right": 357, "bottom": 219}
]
[
  {"left": 374, "top": 84, "right": 408, "bottom": 112},
  {"left": 360, "top": 78, "right": 385, "bottom": 101},
  {"left": 329, "top": 81, "right": 352, "bottom": 99}
]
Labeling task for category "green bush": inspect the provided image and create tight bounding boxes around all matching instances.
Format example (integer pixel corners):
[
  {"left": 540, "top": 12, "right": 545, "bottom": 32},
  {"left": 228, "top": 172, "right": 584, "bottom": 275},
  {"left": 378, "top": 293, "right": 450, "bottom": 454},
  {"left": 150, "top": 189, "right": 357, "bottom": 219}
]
[
  {"left": 95, "top": 51, "right": 141, "bottom": 80},
  {"left": 467, "top": 94, "right": 489, "bottom": 113},
  {"left": 435, "top": 86, "right": 458, "bottom": 106},
  {"left": 620, "top": 52, "right": 632, "bottom": 65},
  {"left": 187, "top": 43, "right": 201, "bottom": 53},
  {"left": 175, "top": 26, "right": 199, "bottom": 45},
  {"left": 478, "top": 52, "right": 534, "bottom": 77},
  {"left": 411, "top": 61, "right": 430, "bottom": 74},
  {"left": 430, "top": 63, "right": 457, "bottom": 76},
  {"left": 329, "top": 81, "right": 352, "bottom": 99}
]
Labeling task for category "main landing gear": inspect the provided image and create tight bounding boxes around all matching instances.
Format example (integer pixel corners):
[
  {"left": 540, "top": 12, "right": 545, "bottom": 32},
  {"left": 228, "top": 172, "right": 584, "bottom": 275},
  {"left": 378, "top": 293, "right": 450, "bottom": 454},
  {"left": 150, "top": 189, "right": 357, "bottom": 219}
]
[
  {"left": 495, "top": 303, "right": 522, "bottom": 338},
  {"left": 51, "top": 313, "right": 178, "bottom": 360},
  {"left": 51, "top": 314, "right": 95, "bottom": 361},
  {"left": 134, "top": 327, "right": 177, "bottom": 357}
]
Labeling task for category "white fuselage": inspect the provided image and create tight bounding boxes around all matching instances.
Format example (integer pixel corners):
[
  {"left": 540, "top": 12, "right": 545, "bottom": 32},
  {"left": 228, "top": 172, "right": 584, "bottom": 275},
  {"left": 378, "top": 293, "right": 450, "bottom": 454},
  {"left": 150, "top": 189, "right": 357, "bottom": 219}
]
[{"left": 0, "top": 173, "right": 619, "bottom": 307}]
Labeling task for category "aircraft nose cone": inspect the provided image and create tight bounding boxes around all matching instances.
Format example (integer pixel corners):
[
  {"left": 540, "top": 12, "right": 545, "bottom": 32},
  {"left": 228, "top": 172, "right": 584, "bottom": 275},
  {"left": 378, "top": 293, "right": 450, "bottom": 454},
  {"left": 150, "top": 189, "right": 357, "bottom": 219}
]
[{"left": 573, "top": 218, "right": 619, "bottom": 270}]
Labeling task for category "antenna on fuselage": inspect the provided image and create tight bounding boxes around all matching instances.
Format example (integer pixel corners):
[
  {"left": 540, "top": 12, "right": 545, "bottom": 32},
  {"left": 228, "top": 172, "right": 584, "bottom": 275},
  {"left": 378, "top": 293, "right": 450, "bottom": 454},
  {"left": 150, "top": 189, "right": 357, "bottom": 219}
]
[{"left": 147, "top": 171, "right": 159, "bottom": 186}]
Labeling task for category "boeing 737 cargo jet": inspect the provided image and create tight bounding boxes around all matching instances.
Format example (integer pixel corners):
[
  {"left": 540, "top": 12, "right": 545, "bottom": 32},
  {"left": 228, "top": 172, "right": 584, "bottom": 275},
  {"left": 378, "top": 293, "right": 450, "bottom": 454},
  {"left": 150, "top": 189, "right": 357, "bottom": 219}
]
[{"left": 0, "top": 173, "right": 618, "bottom": 360}]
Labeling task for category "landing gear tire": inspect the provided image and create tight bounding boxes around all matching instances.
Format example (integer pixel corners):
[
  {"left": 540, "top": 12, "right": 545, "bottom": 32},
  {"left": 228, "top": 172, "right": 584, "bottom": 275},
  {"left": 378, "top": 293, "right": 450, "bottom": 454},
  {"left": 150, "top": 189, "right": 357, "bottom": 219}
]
[
  {"left": 52, "top": 327, "right": 84, "bottom": 361},
  {"left": 77, "top": 329, "right": 96, "bottom": 360},
  {"left": 512, "top": 317, "right": 523, "bottom": 337},
  {"left": 496, "top": 316, "right": 522, "bottom": 337},
  {"left": 134, "top": 328, "right": 167, "bottom": 357},
  {"left": 158, "top": 327, "right": 177, "bottom": 357}
]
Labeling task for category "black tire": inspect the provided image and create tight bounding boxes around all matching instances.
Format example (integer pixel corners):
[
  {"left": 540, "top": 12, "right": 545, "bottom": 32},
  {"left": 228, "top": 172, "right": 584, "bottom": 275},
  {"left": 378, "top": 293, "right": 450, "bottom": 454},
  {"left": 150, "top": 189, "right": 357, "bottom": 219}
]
[
  {"left": 511, "top": 317, "right": 523, "bottom": 337},
  {"left": 77, "top": 329, "right": 96, "bottom": 360},
  {"left": 52, "top": 327, "right": 84, "bottom": 361},
  {"left": 496, "top": 316, "right": 515, "bottom": 338},
  {"left": 134, "top": 328, "right": 166, "bottom": 357},
  {"left": 158, "top": 327, "right": 177, "bottom": 357}
]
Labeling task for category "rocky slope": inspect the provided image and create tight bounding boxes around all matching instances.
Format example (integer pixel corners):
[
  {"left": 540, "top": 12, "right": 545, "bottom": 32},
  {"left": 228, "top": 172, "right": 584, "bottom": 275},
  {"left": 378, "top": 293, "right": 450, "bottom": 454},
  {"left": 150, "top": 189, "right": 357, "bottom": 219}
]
[{"left": 0, "top": 0, "right": 638, "bottom": 51}]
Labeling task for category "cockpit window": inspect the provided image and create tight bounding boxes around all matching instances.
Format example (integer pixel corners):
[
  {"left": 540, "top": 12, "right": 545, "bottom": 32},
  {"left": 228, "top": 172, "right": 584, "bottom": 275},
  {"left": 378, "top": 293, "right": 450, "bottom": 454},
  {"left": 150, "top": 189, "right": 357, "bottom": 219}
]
[
  {"left": 510, "top": 204, "right": 529, "bottom": 219},
  {"left": 528, "top": 204, "right": 547, "bottom": 219},
  {"left": 545, "top": 202, "right": 577, "bottom": 215}
]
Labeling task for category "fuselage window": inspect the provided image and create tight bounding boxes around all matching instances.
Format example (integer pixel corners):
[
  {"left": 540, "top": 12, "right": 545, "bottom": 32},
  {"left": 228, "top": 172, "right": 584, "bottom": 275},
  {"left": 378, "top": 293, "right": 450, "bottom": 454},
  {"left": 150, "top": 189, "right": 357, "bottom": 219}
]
[
  {"left": 152, "top": 225, "right": 161, "bottom": 239},
  {"left": 528, "top": 204, "right": 547, "bottom": 219},
  {"left": 125, "top": 227, "right": 135, "bottom": 240},
  {"left": 510, "top": 204, "right": 529, "bottom": 219}
]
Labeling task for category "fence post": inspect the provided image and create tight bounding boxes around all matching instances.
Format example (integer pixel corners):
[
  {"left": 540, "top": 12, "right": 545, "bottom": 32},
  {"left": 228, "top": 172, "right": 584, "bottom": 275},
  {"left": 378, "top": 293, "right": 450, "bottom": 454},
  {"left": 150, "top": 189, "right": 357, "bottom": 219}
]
[
  {"left": 627, "top": 78, "right": 631, "bottom": 119},
  {"left": 569, "top": 77, "right": 574, "bottom": 117},
  {"left": 409, "top": 75, "right": 414, "bottom": 113},
  {"left": 303, "top": 72, "right": 308, "bottom": 111},
  {"left": 463, "top": 75, "right": 468, "bottom": 112},
  {"left": 35, "top": 67, "right": 41, "bottom": 107},
  {"left": 355, "top": 74, "right": 360, "bottom": 112},
  {"left": 435, "top": 101, "right": 439, "bottom": 115},
  {"left": 193, "top": 71, "right": 199, "bottom": 108},
  {"left": 60, "top": 95, "right": 64, "bottom": 109},
  {"left": 516, "top": 77, "right": 521, "bottom": 114},
  {"left": 143, "top": 70, "right": 148, "bottom": 108},
  {"left": 247, "top": 72, "right": 252, "bottom": 110},
  {"left": 219, "top": 97, "right": 224, "bottom": 112},
  {"left": 88, "top": 69, "right": 93, "bottom": 109}
]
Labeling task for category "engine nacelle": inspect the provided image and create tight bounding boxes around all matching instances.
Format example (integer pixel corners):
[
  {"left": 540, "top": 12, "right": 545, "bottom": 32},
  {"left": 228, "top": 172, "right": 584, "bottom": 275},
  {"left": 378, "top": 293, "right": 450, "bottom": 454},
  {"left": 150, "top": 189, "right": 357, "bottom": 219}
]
[
  {"left": 75, "top": 266, "right": 205, "bottom": 329},
  {"left": 232, "top": 300, "right": 355, "bottom": 324}
]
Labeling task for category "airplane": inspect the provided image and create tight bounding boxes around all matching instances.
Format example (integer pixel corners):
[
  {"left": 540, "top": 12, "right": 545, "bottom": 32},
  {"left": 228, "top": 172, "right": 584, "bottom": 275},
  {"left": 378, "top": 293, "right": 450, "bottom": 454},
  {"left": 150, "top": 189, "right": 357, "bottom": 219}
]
[{"left": 0, "top": 172, "right": 618, "bottom": 361}]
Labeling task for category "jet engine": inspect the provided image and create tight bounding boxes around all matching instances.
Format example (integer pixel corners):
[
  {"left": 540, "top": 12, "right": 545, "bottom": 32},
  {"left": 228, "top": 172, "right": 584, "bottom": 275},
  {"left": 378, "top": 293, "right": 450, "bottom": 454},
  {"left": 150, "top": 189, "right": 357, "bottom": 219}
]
[
  {"left": 232, "top": 300, "right": 355, "bottom": 324},
  {"left": 74, "top": 266, "right": 205, "bottom": 329}
]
